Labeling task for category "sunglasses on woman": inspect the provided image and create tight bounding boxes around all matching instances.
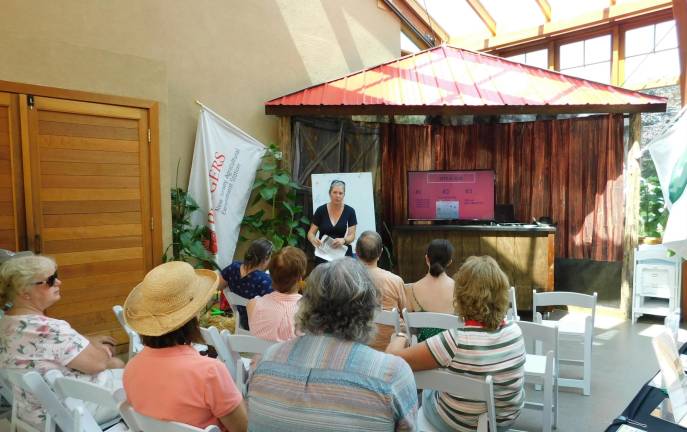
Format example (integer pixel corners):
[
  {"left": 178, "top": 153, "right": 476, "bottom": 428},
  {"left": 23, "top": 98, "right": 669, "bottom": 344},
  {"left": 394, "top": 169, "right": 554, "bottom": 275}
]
[{"left": 34, "top": 271, "right": 58, "bottom": 287}]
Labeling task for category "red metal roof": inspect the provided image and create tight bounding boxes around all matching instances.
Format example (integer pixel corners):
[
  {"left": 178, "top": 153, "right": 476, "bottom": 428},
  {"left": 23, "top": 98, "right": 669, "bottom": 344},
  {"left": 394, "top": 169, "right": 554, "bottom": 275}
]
[{"left": 265, "top": 45, "right": 666, "bottom": 116}]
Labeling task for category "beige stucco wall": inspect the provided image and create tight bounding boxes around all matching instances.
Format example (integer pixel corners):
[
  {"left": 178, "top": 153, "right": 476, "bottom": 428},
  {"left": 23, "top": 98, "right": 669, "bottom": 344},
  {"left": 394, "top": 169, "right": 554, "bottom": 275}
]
[{"left": 0, "top": 0, "right": 400, "bottom": 251}]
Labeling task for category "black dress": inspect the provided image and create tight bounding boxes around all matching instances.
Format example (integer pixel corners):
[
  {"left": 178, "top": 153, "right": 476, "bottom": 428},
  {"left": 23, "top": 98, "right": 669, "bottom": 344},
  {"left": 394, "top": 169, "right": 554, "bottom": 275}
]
[{"left": 311, "top": 203, "right": 357, "bottom": 261}]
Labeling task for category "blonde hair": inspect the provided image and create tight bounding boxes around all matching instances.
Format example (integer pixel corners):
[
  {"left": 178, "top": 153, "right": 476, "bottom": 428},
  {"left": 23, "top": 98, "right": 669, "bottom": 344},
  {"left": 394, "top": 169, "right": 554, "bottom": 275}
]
[
  {"left": 453, "top": 256, "right": 509, "bottom": 330},
  {"left": 0, "top": 255, "right": 56, "bottom": 306}
]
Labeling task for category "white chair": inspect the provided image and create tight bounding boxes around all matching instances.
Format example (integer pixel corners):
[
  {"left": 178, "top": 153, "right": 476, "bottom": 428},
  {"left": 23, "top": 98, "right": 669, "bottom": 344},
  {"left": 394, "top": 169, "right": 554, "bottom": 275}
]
[
  {"left": 223, "top": 290, "right": 251, "bottom": 335},
  {"left": 373, "top": 308, "right": 401, "bottom": 334},
  {"left": 45, "top": 370, "right": 127, "bottom": 432},
  {"left": 4, "top": 369, "right": 53, "bottom": 432},
  {"left": 4, "top": 369, "right": 88, "bottom": 432},
  {"left": 532, "top": 290, "right": 597, "bottom": 395},
  {"left": 414, "top": 369, "right": 496, "bottom": 432},
  {"left": 118, "top": 400, "right": 219, "bottom": 432},
  {"left": 221, "top": 332, "right": 276, "bottom": 396},
  {"left": 0, "top": 368, "right": 14, "bottom": 420},
  {"left": 517, "top": 321, "right": 558, "bottom": 432},
  {"left": 112, "top": 306, "right": 142, "bottom": 360},
  {"left": 200, "top": 326, "right": 238, "bottom": 381},
  {"left": 401, "top": 308, "right": 462, "bottom": 345},
  {"left": 507, "top": 286, "right": 520, "bottom": 321}
]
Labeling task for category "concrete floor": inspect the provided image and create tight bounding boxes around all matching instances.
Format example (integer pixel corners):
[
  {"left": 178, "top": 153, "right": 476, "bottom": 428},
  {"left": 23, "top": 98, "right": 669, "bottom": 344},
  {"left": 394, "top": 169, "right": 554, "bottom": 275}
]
[{"left": 512, "top": 315, "right": 673, "bottom": 431}]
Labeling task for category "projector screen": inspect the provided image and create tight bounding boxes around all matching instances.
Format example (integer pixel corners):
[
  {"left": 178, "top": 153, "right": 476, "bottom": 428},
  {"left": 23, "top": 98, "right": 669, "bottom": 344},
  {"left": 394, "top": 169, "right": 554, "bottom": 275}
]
[{"left": 407, "top": 170, "right": 495, "bottom": 221}]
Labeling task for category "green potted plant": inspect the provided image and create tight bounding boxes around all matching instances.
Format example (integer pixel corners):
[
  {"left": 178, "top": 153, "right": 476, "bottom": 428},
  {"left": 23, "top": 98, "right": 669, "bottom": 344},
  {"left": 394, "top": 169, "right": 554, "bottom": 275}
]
[{"left": 241, "top": 144, "right": 310, "bottom": 249}]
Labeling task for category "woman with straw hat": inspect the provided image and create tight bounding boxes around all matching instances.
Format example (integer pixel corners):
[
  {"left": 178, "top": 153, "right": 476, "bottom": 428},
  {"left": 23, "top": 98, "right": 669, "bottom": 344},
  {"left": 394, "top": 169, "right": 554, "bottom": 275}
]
[{"left": 123, "top": 261, "right": 247, "bottom": 432}]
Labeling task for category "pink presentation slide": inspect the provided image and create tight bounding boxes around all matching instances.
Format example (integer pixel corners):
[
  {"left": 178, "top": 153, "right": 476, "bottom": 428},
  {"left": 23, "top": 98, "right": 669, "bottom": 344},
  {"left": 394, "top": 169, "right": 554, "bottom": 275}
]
[{"left": 408, "top": 171, "right": 495, "bottom": 220}]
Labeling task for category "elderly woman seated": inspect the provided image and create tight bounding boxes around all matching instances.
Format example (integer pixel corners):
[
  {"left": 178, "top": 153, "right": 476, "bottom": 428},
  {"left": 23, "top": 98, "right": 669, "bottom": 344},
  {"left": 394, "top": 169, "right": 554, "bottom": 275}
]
[
  {"left": 248, "top": 258, "right": 418, "bottom": 431},
  {"left": 123, "top": 261, "right": 247, "bottom": 432},
  {"left": 247, "top": 246, "right": 306, "bottom": 342},
  {"left": 387, "top": 255, "right": 526, "bottom": 432},
  {"left": 0, "top": 253, "right": 124, "bottom": 430}
]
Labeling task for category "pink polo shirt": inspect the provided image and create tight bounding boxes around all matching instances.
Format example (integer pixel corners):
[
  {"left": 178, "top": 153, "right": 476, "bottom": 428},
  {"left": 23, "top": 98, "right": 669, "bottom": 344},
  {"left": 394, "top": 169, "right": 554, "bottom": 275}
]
[
  {"left": 123, "top": 345, "right": 242, "bottom": 431},
  {"left": 248, "top": 291, "right": 301, "bottom": 342}
]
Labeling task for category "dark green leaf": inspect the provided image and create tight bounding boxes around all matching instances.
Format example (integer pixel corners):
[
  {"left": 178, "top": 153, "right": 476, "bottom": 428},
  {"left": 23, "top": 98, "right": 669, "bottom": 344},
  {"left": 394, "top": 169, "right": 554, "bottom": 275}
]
[
  {"left": 274, "top": 173, "right": 290, "bottom": 185},
  {"left": 260, "top": 187, "right": 278, "bottom": 201}
]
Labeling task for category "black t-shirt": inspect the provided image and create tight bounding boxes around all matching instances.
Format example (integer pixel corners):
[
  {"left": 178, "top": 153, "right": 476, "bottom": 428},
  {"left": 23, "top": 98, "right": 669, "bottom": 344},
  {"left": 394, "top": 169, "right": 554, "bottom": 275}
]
[{"left": 312, "top": 204, "right": 357, "bottom": 257}]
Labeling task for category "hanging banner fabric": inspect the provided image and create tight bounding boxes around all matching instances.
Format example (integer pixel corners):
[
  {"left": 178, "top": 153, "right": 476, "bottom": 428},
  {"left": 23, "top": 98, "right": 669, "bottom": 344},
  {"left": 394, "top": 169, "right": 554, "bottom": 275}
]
[
  {"left": 188, "top": 105, "right": 266, "bottom": 268},
  {"left": 649, "top": 107, "right": 687, "bottom": 259}
]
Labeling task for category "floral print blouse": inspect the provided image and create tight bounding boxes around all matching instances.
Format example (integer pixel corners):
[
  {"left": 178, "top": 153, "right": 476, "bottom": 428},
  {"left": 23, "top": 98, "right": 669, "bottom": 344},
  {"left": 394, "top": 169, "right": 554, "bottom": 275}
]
[{"left": 0, "top": 314, "right": 95, "bottom": 428}]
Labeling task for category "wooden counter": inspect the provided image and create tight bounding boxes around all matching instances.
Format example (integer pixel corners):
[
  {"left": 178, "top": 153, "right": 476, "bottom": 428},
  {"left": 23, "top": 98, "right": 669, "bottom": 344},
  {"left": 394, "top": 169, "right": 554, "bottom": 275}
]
[{"left": 393, "top": 224, "right": 556, "bottom": 311}]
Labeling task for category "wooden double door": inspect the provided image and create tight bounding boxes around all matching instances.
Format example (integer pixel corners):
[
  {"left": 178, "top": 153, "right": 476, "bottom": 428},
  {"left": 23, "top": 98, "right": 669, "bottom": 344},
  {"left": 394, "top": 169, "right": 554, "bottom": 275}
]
[{"left": 0, "top": 87, "right": 160, "bottom": 343}]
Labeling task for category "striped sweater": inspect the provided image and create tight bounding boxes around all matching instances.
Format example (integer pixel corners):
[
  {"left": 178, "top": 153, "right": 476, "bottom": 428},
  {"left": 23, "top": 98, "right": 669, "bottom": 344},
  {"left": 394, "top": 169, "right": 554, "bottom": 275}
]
[
  {"left": 247, "top": 334, "right": 418, "bottom": 431},
  {"left": 425, "top": 322, "right": 526, "bottom": 431}
]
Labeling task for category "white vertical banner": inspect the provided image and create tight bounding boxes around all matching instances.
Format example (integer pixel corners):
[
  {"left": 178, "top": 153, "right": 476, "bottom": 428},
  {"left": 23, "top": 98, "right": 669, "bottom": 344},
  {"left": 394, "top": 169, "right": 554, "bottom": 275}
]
[
  {"left": 188, "top": 104, "right": 266, "bottom": 268},
  {"left": 649, "top": 106, "right": 687, "bottom": 259}
]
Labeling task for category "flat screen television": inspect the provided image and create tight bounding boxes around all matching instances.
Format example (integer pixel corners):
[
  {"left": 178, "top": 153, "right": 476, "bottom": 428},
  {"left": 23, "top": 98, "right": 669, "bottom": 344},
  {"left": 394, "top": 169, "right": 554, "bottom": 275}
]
[{"left": 407, "top": 170, "right": 495, "bottom": 221}]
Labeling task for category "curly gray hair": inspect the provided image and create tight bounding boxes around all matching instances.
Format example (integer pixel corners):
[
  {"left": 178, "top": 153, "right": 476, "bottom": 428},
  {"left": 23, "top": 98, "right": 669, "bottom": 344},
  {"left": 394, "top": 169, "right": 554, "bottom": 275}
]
[{"left": 296, "top": 258, "right": 379, "bottom": 343}]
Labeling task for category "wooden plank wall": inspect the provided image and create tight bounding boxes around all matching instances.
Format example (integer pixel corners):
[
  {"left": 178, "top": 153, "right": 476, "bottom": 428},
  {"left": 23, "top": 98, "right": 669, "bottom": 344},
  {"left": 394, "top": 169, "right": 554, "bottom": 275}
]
[
  {"left": 26, "top": 97, "right": 152, "bottom": 342},
  {"left": 0, "top": 92, "right": 24, "bottom": 251}
]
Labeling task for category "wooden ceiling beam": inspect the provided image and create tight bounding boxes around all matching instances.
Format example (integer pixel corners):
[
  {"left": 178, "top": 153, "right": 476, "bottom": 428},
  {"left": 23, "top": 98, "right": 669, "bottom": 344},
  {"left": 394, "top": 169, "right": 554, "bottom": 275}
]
[
  {"left": 675, "top": 0, "right": 687, "bottom": 106},
  {"left": 467, "top": 0, "right": 497, "bottom": 36},
  {"left": 385, "top": 0, "right": 448, "bottom": 47},
  {"left": 536, "top": 0, "right": 552, "bottom": 22},
  {"left": 403, "top": 0, "right": 450, "bottom": 43},
  {"left": 454, "top": 0, "right": 672, "bottom": 51}
]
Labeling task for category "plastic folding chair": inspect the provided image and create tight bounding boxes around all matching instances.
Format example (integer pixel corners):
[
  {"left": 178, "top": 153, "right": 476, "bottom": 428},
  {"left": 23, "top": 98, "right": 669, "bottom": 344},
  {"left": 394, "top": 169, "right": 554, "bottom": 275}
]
[
  {"left": 532, "top": 290, "right": 597, "bottom": 395},
  {"left": 118, "top": 400, "right": 219, "bottom": 432},
  {"left": 200, "top": 326, "right": 238, "bottom": 381},
  {"left": 517, "top": 321, "right": 558, "bottom": 432},
  {"left": 45, "top": 370, "right": 127, "bottom": 432},
  {"left": 112, "top": 306, "right": 142, "bottom": 360},
  {"left": 373, "top": 308, "right": 401, "bottom": 334},
  {"left": 221, "top": 332, "right": 277, "bottom": 396},
  {"left": 507, "top": 287, "right": 520, "bottom": 322},
  {"left": 4, "top": 370, "right": 97, "bottom": 432},
  {"left": 401, "top": 308, "right": 462, "bottom": 345},
  {"left": 0, "top": 368, "right": 14, "bottom": 420},
  {"left": 414, "top": 369, "right": 496, "bottom": 432},
  {"left": 223, "top": 290, "right": 251, "bottom": 335}
]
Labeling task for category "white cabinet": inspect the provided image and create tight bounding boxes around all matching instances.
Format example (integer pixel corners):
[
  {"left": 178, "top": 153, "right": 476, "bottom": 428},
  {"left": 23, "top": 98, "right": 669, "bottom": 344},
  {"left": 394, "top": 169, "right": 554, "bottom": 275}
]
[{"left": 632, "top": 244, "right": 683, "bottom": 323}]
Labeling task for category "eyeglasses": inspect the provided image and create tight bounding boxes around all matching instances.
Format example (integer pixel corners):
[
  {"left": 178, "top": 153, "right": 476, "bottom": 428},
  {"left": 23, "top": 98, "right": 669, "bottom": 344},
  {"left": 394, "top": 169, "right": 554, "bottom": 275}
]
[{"left": 34, "top": 271, "right": 58, "bottom": 287}]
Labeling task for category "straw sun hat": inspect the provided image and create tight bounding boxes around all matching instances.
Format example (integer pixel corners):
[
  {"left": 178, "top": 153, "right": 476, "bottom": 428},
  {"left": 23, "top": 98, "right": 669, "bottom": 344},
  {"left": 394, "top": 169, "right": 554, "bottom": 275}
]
[{"left": 124, "top": 261, "right": 219, "bottom": 336}]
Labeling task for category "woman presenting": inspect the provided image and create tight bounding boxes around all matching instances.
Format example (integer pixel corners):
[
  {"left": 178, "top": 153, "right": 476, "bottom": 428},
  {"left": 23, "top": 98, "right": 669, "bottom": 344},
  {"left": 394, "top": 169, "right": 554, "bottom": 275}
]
[{"left": 307, "top": 179, "right": 357, "bottom": 264}]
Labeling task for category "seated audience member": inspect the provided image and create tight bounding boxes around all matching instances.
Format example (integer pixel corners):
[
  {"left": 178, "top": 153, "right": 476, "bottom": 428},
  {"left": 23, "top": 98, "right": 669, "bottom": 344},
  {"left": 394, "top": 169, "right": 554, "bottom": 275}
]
[
  {"left": 387, "top": 256, "right": 526, "bottom": 432},
  {"left": 248, "top": 258, "right": 418, "bottom": 431},
  {"left": 0, "top": 253, "right": 124, "bottom": 429},
  {"left": 247, "top": 246, "right": 306, "bottom": 341},
  {"left": 219, "top": 239, "right": 273, "bottom": 331},
  {"left": 355, "top": 230, "right": 409, "bottom": 351},
  {"left": 123, "top": 261, "right": 247, "bottom": 432},
  {"left": 405, "top": 239, "right": 455, "bottom": 342}
]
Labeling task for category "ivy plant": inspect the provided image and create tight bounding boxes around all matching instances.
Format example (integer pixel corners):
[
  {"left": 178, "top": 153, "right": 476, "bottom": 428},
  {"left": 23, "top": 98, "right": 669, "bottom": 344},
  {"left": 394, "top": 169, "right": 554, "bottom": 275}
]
[{"left": 241, "top": 144, "right": 309, "bottom": 249}]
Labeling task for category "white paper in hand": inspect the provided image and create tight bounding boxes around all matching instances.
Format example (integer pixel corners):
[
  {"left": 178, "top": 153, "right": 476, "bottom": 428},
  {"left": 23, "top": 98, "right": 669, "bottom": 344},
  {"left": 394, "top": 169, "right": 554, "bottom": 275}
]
[
  {"left": 314, "top": 235, "right": 347, "bottom": 262},
  {"left": 652, "top": 330, "right": 687, "bottom": 422}
]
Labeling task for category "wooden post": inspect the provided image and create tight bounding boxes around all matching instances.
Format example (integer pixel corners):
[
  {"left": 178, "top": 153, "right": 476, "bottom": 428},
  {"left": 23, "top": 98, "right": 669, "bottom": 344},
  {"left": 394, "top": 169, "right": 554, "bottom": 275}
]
[
  {"left": 620, "top": 113, "right": 641, "bottom": 318},
  {"left": 277, "top": 116, "right": 292, "bottom": 172},
  {"left": 674, "top": 0, "right": 687, "bottom": 106}
]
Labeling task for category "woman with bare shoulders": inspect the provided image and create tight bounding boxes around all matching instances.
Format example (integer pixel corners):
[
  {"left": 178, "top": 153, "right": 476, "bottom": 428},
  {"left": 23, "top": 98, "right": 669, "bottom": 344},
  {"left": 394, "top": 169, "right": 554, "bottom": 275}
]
[{"left": 405, "top": 239, "right": 455, "bottom": 342}]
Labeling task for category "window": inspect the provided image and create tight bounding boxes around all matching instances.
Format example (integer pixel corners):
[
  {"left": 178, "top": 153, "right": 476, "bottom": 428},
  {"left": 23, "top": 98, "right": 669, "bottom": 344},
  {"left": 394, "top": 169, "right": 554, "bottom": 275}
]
[
  {"left": 400, "top": 32, "right": 422, "bottom": 54},
  {"left": 504, "top": 48, "right": 548, "bottom": 69},
  {"left": 559, "top": 34, "right": 612, "bottom": 84},
  {"left": 623, "top": 20, "right": 679, "bottom": 88}
]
